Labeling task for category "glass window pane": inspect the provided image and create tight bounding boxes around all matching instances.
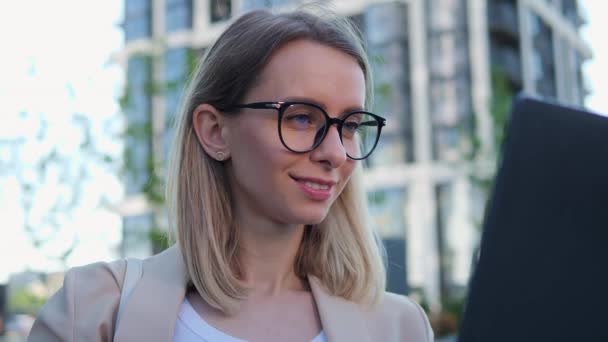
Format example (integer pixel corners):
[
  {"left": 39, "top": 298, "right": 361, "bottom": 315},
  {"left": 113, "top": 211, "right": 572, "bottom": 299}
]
[
  {"left": 561, "top": 0, "right": 581, "bottom": 27},
  {"left": 125, "top": 0, "right": 151, "bottom": 41},
  {"left": 241, "top": 0, "right": 265, "bottom": 11},
  {"left": 383, "top": 238, "right": 408, "bottom": 295},
  {"left": 126, "top": 0, "right": 149, "bottom": 16},
  {"left": 122, "top": 213, "right": 154, "bottom": 258},
  {"left": 426, "top": 0, "right": 472, "bottom": 162},
  {"left": 364, "top": 3, "right": 413, "bottom": 165},
  {"left": 435, "top": 183, "right": 455, "bottom": 298},
  {"left": 528, "top": 12, "right": 557, "bottom": 99},
  {"left": 370, "top": 133, "right": 408, "bottom": 166},
  {"left": 166, "top": 0, "right": 192, "bottom": 32},
  {"left": 164, "top": 48, "right": 190, "bottom": 163},
  {"left": 241, "top": 0, "right": 293, "bottom": 11},
  {"left": 210, "top": 0, "right": 232, "bottom": 23},
  {"left": 368, "top": 188, "right": 407, "bottom": 239},
  {"left": 125, "top": 56, "right": 152, "bottom": 194},
  {"left": 368, "top": 190, "right": 409, "bottom": 291},
  {"left": 367, "top": 43, "right": 413, "bottom": 165}
]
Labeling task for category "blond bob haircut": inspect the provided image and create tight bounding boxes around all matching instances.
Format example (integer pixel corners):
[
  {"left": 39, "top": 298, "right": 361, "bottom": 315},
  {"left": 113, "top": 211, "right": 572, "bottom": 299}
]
[{"left": 166, "top": 6, "right": 386, "bottom": 315}]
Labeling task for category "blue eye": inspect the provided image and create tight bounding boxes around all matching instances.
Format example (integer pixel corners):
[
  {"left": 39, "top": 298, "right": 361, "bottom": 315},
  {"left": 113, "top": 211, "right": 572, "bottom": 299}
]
[
  {"left": 287, "top": 113, "right": 311, "bottom": 125},
  {"left": 283, "top": 113, "right": 316, "bottom": 130},
  {"left": 292, "top": 114, "right": 311, "bottom": 125},
  {"left": 344, "top": 121, "right": 360, "bottom": 132},
  {"left": 282, "top": 104, "right": 324, "bottom": 131}
]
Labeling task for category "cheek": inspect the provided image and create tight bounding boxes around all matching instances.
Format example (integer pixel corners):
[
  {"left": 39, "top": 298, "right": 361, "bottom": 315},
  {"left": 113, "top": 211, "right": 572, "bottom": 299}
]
[
  {"left": 230, "top": 118, "right": 281, "bottom": 157},
  {"left": 335, "top": 161, "right": 357, "bottom": 194},
  {"left": 229, "top": 127, "right": 287, "bottom": 184},
  {"left": 229, "top": 119, "right": 270, "bottom": 157}
]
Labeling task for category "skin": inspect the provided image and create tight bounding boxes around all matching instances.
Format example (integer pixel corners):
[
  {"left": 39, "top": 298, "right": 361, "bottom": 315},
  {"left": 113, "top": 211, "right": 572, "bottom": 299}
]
[{"left": 191, "top": 39, "right": 366, "bottom": 342}]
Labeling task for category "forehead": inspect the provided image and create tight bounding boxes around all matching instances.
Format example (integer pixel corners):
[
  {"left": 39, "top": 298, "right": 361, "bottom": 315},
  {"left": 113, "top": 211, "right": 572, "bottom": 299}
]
[{"left": 248, "top": 39, "right": 366, "bottom": 108}]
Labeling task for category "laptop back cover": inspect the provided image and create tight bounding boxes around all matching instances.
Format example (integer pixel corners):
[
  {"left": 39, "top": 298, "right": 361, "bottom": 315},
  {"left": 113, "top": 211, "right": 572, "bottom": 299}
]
[{"left": 458, "top": 96, "right": 608, "bottom": 342}]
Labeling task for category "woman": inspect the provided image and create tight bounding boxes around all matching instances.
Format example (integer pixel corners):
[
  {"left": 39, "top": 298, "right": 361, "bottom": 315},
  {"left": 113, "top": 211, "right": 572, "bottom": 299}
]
[{"left": 28, "top": 7, "right": 433, "bottom": 342}]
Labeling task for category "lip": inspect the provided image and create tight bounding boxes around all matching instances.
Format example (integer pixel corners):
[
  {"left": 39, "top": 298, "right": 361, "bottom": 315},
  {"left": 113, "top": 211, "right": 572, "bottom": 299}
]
[
  {"left": 290, "top": 175, "right": 337, "bottom": 187},
  {"left": 290, "top": 175, "right": 337, "bottom": 201}
]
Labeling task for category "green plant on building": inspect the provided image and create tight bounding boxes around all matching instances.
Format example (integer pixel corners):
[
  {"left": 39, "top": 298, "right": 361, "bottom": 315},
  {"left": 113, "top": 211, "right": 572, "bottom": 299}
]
[
  {"left": 8, "top": 288, "right": 48, "bottom": 316},
  {"left": 468, "top": 66, "right": 514, "bottom": 199},
  {"left": 431, "top": 66, "right": 515, "bottom": 337},
  {"left": 120, "top": 48, "right": 199, "bottom": 254}
]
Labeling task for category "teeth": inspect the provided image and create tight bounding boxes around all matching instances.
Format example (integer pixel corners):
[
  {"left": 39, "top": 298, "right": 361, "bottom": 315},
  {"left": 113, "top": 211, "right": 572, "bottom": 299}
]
[{"left": 304, "top": 181, "right": 329, "bottom": 190}]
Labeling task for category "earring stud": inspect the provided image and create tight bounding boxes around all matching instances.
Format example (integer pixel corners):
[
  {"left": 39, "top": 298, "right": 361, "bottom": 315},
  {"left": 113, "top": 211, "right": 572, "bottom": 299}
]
[{"left": 216, "top": 151, "right": 225, "bottom": 161}]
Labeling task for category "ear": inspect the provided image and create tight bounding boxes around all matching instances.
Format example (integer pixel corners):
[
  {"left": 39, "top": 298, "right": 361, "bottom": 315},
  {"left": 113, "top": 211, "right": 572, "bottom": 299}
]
[{"left": 192, "top": 103, "right": 230, "bottom": 161}]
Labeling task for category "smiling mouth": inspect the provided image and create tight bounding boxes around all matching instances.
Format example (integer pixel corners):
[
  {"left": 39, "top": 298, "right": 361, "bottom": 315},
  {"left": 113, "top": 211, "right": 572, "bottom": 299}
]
[
  {"left": 289, "top": 175, "right": 337, "bottom": 188},
  {"left": 289, "top": 175, "right": 336, "bottom": 201},
  {"left": 301, "top": 181, "right": 330, "bottom": 190}
]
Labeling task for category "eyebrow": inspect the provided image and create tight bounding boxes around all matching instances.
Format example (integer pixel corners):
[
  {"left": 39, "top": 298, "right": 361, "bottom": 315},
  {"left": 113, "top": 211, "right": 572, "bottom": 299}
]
[{"left": 281, "top": 96, "right": 365, "bottom": 115}]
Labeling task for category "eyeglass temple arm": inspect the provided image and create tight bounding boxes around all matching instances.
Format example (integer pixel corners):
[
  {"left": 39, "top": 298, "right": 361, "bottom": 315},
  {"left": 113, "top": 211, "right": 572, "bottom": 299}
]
[
  {"left": 232, "top": 102, "right": 281, "bottom": 110},
  {"left": 359, "top": 119, "right": 386, "bottom": 127}
]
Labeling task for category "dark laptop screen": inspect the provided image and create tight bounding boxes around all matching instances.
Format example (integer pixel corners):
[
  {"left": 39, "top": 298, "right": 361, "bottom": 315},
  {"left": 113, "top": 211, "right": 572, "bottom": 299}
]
[{"left": 459, "top": 96, "right": 608, "bottom": 342}]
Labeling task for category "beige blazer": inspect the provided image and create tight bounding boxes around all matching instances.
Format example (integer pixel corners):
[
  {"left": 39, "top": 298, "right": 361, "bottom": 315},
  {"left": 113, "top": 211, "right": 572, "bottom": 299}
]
[{"left": 28, "top": 245, "right": 433, "bottom": 342}]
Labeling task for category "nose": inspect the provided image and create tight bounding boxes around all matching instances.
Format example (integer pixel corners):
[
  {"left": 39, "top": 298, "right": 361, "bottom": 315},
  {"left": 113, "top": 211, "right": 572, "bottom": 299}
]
[{"left": 309, "top": 125, "right": 348, "bottom": 168}]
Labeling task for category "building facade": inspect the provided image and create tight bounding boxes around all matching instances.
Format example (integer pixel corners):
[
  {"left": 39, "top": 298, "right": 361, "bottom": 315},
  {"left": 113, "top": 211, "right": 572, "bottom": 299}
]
[{"left": 116, "top": 0, "right": 591, "bottom": 310}]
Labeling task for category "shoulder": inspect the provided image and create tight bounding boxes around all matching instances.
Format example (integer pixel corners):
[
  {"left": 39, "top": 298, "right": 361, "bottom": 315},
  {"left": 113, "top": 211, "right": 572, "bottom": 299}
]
[
  {"left": 65, "top": 259, "right": 127, "bottom": 290},
  {"left": 56, "top": 259, "right": 127, "bottom": 302},
  {"left": 308, "top": 275, "right": 433, "bottom": 342},
  {"left": 28, "top": 259, "right": 127, "bottom": 342},
  {"left": 376, "top": 291, "right": 427, "bottom": 318},
  {"left": 363, "top": 291, "right": 434, "bottom": 342}
]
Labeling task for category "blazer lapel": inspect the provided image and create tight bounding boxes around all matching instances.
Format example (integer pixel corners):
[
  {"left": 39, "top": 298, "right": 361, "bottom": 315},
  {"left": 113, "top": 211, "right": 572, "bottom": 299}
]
[
  {"left": 112, "top": 248, "right": 373, "bottom": 342},
  {"left": 308, "top": 276, "right": 373, "bottom": 342},
  {"left": 114, "top": 245, "right": 189, "bottom": 342}
]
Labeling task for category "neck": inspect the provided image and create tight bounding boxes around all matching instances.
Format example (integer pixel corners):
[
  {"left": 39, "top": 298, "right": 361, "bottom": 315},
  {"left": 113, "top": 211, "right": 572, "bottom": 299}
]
[{"left": 236, "top": 217, "right": 307, "bottom": 296}]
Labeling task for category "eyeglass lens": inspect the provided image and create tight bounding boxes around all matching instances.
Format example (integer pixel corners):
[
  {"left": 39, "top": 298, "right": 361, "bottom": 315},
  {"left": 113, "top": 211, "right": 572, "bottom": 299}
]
[{"left": 279, "top": 103, "right": 380, "bottom": 159}]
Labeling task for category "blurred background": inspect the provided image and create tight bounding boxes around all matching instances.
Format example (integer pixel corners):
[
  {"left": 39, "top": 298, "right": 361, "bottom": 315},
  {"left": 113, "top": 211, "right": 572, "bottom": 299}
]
[{"left": 0, "top": 0, "right": 606, "bottom": 340}]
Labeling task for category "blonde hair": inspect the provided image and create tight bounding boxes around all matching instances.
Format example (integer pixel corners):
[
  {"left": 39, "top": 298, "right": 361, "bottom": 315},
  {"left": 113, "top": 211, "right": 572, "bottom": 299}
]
[{"left": 166, "top": 7, "right": 386, "bottom": 315}]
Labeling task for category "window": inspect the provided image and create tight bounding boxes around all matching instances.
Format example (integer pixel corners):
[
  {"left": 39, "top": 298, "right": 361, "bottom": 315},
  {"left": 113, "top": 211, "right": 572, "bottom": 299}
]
[
  {"left": 367, "top": 42, "right": 413, "bottom": 165},
  {"left": 241, "top": 0, "right": 292, "bottom": 11},
  {"left": 164, "top": 48, "right": 191, "bottom": 163},
  {"left": 426, "top": 3, "right": 472, "bottom": 162},
  {"left": 488, "top": 0, "right": 519, "bottom": 39},
  {"left": 561, "top": 0, "right": 581, "bottom": 27},
  {"left": 383, "top": 238, "right": 408, "bottom": 294},
  {"left": 210, "top": 0, "right": 231, "bottom": 23},
  {"left": 369, "top": 133, "right": 410, "bottom": 167},
  {"left": 241, "top": 0, "right": 265, "bottom": 11},
  {"left": 368, "top": 188, "right": 409, "bottom": 293},
  {"left": 490, "top": 41, "right": 523, "bottom": 88},
  {"left": 125, "top": 56, "right": 152, "bottom": 195},
  {"left": 429, "top": 73, "right": 472, "bottom": 161},
  {"left": 166, "top": 0, "right": 192, "bottom": 32},
  {"left": 528, "top": 12, "right": 557, "bottom": 99},
  {"left": 122, "top": 213, "right": 154, "bottom": 258},
  {"left": 124, "top": 0, "right": 152, "bottom": 41},
  {"left": 435, "top": 183, "right": 455, "bottom": 300},
  {"left": 368, "top": 188, "right": 407, "bottom": 239},
  {"left": 365, "top": 2, "right": 413, "bottom": 164},
  {"left": 434, "top": 182, "right": 474, "bottom": 296}
]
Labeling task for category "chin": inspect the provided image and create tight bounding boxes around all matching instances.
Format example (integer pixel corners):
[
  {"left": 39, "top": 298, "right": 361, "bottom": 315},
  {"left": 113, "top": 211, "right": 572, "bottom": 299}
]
[
  {"left": 278, "top": 197, "right": 336, "bottom": 225},
  {"left": 293, "top": 207, "right": 331, "bottom": 225}
]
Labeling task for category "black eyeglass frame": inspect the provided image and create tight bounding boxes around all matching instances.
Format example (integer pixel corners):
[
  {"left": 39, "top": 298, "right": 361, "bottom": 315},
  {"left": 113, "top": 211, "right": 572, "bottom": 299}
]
[{"left": 231, "top": 101, "right": 387, "bottom": 160}]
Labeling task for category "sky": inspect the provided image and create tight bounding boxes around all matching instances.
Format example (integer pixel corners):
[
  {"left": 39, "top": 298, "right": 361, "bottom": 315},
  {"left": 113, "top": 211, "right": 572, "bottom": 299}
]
[
  {"left": 0, "top": 0, "right": 124, "bottom": 281},
  {"left": 580, "top": 2, "right": 608, "bottom": 114},
  {"left": 0, "top": 1, "right": 607, "bottom": 282}
]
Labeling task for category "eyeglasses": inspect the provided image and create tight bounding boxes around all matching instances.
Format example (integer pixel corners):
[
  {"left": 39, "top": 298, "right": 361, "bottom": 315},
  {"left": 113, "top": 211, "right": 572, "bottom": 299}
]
[{"left": 231, "top": 101, "right": 386, "bottom": 160}]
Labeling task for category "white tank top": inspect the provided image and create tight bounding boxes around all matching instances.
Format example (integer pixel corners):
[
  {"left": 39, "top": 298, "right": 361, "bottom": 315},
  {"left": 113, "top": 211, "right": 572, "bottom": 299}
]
[{"left": 173, "top": 298, "right": 327, "bottom": 342}]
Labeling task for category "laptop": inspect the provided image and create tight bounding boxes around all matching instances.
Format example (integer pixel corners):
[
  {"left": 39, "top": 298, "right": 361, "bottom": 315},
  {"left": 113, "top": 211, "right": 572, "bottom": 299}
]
[{"left": 458, "top": 96, "right": 608, "bottom": 342}]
